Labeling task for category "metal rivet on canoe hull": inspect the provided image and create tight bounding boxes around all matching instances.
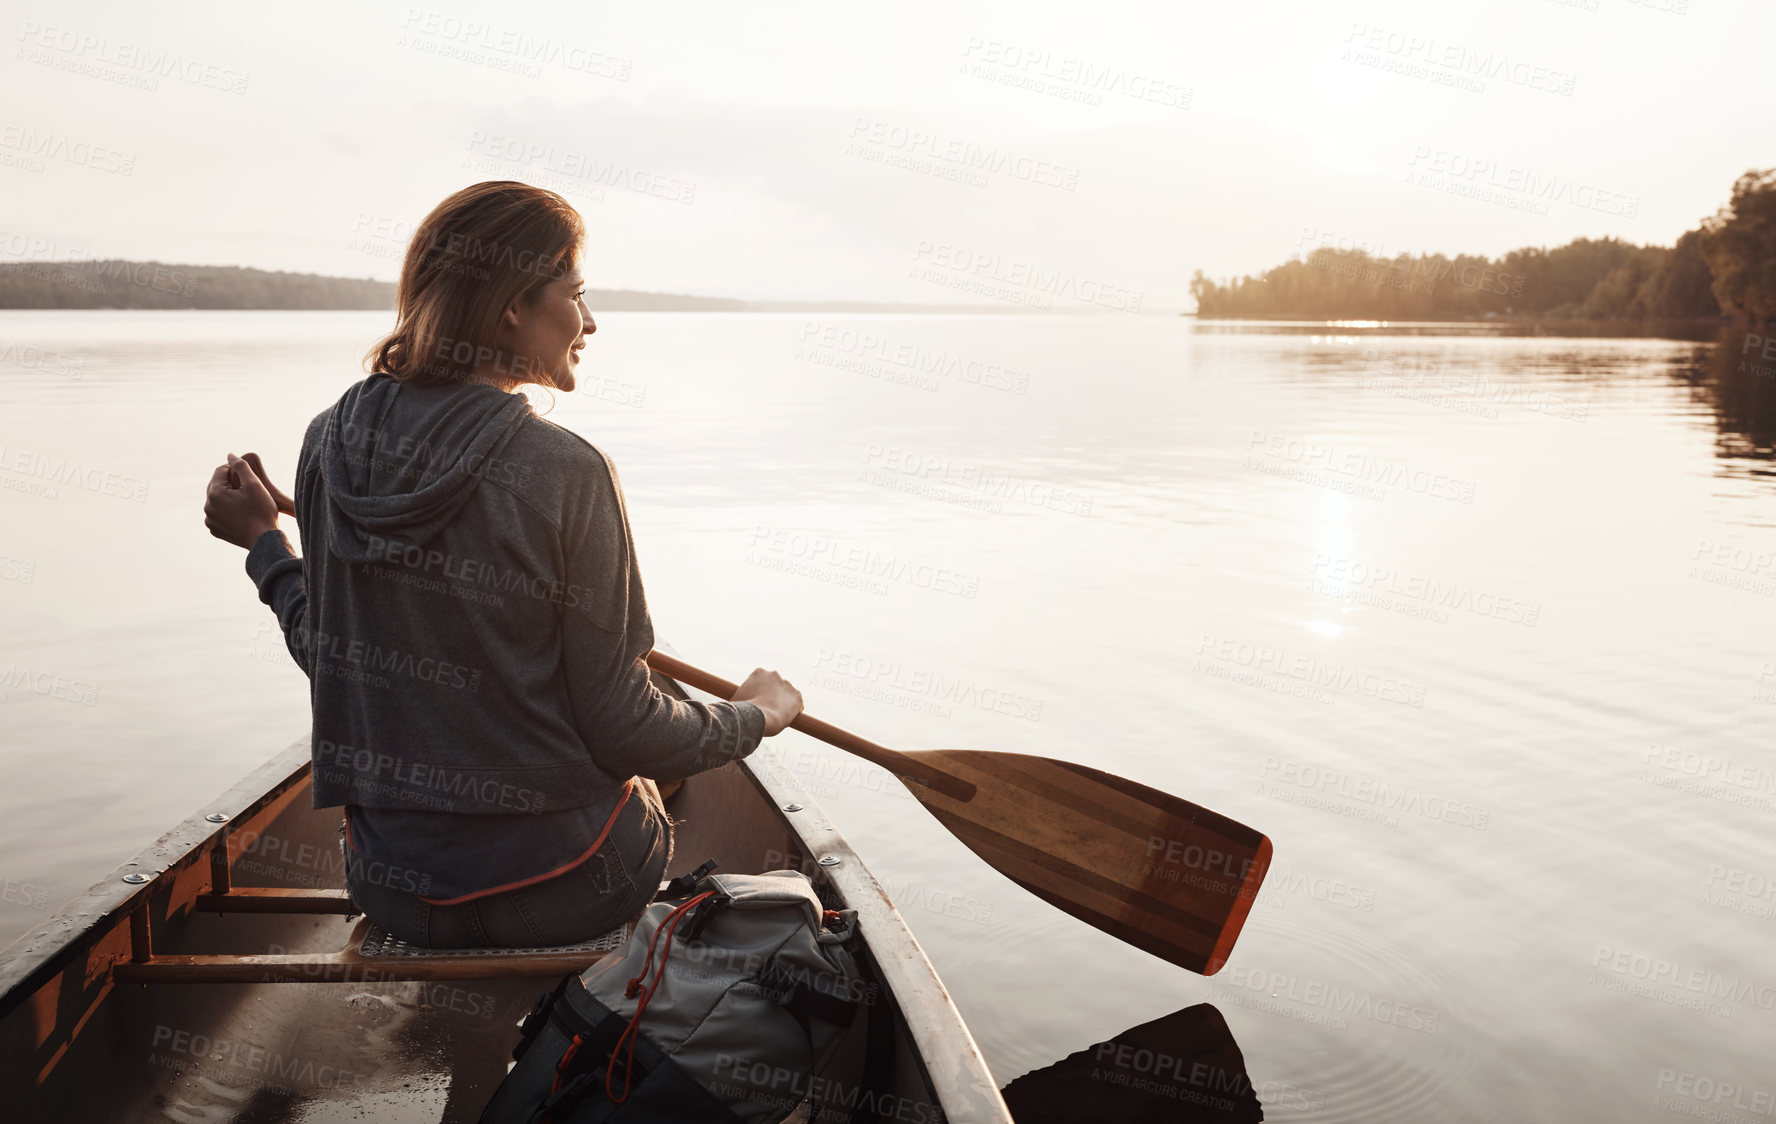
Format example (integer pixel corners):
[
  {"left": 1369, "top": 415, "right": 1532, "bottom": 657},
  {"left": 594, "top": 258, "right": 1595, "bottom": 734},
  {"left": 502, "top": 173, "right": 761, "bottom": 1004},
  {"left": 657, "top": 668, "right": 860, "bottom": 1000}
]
[
  {"left": 122, "top": 873, "right": 149, "bottom": 884},
  {"left": 783, "top": 804, "right": 803, "bottom": 813},
  {"left": 817, "top": 856, "right": 841, "bottom": 867},
  {"left": 205, "top": 813, "right": 229, "bottom": 823}
]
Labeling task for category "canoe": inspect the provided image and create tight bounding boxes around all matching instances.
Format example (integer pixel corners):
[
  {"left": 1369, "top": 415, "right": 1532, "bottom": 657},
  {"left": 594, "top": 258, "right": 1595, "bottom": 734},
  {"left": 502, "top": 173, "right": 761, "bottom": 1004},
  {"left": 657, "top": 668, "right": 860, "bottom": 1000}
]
[{"left": 0, "top": 666, "right": 1014, "bottom": 1122}]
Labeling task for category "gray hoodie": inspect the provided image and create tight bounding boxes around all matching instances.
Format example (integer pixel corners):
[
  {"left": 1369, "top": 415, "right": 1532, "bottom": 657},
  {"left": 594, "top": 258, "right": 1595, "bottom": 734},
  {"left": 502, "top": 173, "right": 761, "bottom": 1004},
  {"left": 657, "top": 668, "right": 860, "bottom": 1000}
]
[{"left": 245, "top": 371, "right": 764, "bottom": 898}]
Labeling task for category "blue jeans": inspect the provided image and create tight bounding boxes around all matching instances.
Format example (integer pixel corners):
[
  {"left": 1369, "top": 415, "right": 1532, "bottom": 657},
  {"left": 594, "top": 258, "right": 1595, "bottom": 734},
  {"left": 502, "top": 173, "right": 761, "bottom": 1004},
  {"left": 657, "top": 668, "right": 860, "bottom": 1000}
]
[{"left": 343, "top": 784, "right": 671, "bottom": 948}]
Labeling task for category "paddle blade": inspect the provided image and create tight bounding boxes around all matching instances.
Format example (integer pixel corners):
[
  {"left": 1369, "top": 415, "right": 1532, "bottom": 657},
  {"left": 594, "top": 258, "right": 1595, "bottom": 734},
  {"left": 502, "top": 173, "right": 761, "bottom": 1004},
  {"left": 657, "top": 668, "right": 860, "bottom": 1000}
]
[{"left": 905, "top": 750, "right": 1270, "bottom": 976}]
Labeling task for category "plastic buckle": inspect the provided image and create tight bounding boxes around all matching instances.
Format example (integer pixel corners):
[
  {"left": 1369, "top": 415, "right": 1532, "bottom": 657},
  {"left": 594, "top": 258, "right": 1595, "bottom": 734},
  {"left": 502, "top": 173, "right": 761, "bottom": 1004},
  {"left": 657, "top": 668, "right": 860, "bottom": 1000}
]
[
  {"left": 677, "top": 888, "right": 731, "bottom": 944},
  {"left": 658, "top": 859, "right": 718, "bottom": 901}
]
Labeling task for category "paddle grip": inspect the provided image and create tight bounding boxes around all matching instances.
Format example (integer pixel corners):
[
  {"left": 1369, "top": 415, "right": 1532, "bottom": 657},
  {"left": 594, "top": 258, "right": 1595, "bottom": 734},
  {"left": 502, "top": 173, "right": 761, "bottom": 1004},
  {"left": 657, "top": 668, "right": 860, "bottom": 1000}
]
[{"left": 644, "top": 650, "right": 976, "bottom": 803}]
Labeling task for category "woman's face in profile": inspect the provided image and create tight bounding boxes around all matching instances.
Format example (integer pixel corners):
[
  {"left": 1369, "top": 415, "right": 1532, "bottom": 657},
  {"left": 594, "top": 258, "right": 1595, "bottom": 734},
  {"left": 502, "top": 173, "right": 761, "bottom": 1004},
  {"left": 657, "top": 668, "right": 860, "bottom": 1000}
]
[{"left": 506, "top": 269, "right": 595, "bottom": 391}]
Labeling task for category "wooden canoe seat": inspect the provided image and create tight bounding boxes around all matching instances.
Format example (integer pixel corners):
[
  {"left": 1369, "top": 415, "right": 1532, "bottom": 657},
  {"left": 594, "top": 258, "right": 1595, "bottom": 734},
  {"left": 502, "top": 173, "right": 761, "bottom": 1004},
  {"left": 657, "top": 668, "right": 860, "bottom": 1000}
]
[
  {"left": 115, "top": 915, "right": 632, "bottom": 985},
  {"left": 351, "top": 918, "right": 631, "bottom": 972}
]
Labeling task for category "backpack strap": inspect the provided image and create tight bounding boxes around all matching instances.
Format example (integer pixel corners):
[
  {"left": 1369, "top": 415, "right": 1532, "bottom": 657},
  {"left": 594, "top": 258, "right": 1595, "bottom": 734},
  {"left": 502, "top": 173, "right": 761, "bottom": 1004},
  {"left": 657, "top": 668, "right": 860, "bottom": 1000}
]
[
  {"left": 844, "top": 976, "right": 899, "bottom": 1124},
  {"left": 762, "top": 906, "right": 863, "bottom": 1032},
  {"left": 535, "top": 1002, "right": 746, "bottom": 1124},
  {"left": 512, "top": 973, "right": 578, "bottom": 1064},
  {"left": 753, "top": 959, "right": 860, "bottom": 1033},
  {"left": 532, "top": 1005, "right": 632, "bottom": 1124},
  {"left": 530, "top": 941, "right": 749, "bottom": 1124}
]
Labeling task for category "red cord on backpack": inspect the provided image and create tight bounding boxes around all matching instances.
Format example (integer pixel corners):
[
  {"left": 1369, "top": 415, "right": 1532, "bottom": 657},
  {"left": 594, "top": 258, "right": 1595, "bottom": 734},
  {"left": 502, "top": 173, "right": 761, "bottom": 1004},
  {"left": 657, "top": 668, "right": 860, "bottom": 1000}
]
[
  {"left": 542, "top": 1033, "right": 588, "bottom": 1124},
  {"left": 606, "top": 891, "right": 715, "bottom": 1104}
]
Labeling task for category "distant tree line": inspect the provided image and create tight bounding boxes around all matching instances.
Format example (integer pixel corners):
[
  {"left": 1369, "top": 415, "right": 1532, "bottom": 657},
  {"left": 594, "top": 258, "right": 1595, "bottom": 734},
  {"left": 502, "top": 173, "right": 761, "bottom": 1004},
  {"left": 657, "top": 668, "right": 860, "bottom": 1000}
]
[
  {"left": 0, "top": 260, "right": 762, "bottom": 311},
  {"left": 0, "top": 261, "right": 396, "bottom": 310},
  {"left": 1191, "top": 168, "right": 1776, "bottom": 324}
]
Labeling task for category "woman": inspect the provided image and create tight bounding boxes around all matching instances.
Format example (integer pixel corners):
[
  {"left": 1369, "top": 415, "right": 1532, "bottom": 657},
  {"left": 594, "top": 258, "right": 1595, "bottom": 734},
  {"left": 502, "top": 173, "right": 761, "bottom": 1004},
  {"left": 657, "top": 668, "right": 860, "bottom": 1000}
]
[{"left": 201, "top": 181, "right": 803, "bottom": 948}]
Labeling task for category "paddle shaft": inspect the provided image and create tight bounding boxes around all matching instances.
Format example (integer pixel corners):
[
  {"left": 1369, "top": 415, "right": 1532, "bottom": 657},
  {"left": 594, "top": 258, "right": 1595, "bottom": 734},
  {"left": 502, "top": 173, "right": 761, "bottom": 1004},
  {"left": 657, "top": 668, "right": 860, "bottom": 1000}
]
[{"left": 645, "top": 650, "right": 977, "bottom": 803}]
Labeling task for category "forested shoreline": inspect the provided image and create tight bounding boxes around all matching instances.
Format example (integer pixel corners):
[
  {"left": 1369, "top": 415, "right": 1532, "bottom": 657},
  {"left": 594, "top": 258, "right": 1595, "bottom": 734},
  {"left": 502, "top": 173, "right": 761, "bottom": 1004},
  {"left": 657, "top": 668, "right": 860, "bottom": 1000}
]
[
  {"left": 0, "top": 261, "right": 396, "bottom": 310},
  {"left": 1190, "top": 169, "right": 1776, "bottom": 325}
]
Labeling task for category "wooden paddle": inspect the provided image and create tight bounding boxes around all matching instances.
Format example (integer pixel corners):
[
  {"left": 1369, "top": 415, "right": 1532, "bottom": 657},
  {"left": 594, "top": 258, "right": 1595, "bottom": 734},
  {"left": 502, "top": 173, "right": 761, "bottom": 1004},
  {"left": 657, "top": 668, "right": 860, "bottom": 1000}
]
[{"left": 646, "top": 649, "right": 1272, "bottom": 977}]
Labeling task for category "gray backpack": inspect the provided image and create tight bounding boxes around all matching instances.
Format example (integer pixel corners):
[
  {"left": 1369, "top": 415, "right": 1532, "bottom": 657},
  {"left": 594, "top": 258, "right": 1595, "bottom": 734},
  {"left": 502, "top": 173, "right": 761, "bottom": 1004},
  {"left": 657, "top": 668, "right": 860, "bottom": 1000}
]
[{"left": 480, "top": 865, "right": 868, "bottom": 1124}]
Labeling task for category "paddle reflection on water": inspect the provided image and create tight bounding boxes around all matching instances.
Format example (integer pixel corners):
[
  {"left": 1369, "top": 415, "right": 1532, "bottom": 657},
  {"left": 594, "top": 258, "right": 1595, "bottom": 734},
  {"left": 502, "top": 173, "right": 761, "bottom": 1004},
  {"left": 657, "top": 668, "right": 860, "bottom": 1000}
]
[{"left": 999, "top": 1004, "right": 1264, "bottom": 1123}]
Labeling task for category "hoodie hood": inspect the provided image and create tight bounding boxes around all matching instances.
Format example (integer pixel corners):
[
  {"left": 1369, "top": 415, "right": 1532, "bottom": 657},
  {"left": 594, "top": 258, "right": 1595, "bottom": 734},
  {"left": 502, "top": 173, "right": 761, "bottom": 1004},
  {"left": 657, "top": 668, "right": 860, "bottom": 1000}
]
[{"left": 317, "top": 373, "right": 535, "bottom": 563}]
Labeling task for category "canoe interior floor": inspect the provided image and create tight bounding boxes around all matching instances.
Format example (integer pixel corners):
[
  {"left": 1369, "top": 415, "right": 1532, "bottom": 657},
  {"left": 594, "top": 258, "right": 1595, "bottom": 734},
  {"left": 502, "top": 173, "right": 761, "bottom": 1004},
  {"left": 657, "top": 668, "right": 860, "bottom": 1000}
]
[{"left": 18, "top": 761, "right": 929, "bottom": 1123}]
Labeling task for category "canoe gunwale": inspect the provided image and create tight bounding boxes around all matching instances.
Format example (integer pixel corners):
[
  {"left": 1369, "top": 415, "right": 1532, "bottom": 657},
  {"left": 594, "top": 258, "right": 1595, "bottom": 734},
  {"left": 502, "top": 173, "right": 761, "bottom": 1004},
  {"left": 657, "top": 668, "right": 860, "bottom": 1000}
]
[
  {"left": 739, "top": 746, "right": 1014, "bottom": 1124},
  {"left": 0, "top": 735, "right": 314, "bottom": 1019}
]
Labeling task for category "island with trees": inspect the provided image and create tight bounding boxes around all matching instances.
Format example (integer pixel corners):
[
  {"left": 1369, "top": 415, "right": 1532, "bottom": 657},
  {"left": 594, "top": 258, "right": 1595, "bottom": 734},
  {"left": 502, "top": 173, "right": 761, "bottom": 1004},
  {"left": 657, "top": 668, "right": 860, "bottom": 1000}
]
[{"left": 1190, "top": 169, "right": 1776, "bottom": 328}]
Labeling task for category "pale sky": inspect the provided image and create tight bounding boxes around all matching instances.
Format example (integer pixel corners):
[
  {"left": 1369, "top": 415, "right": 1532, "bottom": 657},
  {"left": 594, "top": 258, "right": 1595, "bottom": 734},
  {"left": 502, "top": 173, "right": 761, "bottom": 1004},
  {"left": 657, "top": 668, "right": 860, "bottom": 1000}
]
[{"left": 1, "top": 0, "right": 1766, "bottom": 310}]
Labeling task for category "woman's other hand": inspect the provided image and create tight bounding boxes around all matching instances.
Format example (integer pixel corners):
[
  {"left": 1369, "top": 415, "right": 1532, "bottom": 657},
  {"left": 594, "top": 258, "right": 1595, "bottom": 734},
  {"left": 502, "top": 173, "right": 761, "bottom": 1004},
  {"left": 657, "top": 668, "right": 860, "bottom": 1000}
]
[
  {"left": 733, "top": 668, "right": 805, "bottom": 737},
  {"left": 204, "top": 452, "right": 282, "bottom": 550}
]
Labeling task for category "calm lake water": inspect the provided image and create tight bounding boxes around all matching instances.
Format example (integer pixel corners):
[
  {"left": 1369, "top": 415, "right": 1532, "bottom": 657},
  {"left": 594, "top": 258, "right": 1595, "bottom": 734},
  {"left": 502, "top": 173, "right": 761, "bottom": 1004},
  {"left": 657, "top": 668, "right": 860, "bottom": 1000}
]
[{"left": 2, "top": 310, "right": 1772, "bottom": 1121}]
